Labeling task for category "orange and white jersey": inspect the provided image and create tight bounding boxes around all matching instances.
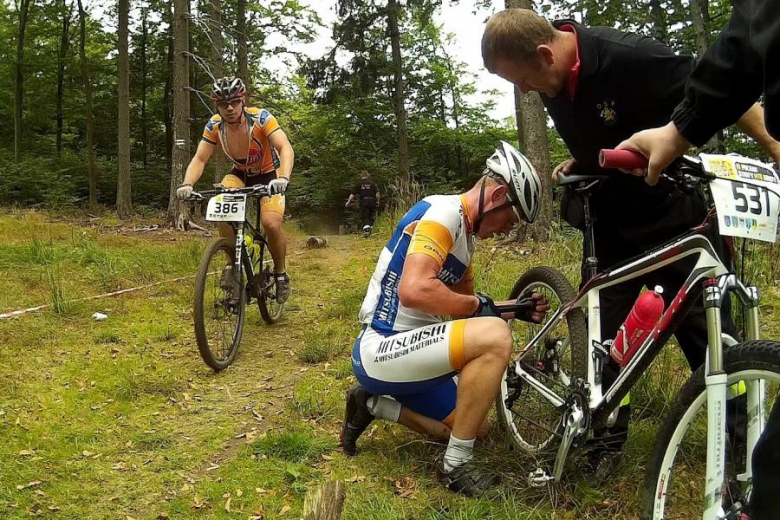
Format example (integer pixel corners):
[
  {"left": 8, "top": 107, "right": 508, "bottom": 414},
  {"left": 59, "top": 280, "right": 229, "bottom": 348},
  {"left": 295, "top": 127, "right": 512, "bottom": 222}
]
[
  {"left": 358, "top": 195, "right": 475, "bottom": 334},
  {"left": 201, "top": 107, "right": 281, "bottom": 175}
]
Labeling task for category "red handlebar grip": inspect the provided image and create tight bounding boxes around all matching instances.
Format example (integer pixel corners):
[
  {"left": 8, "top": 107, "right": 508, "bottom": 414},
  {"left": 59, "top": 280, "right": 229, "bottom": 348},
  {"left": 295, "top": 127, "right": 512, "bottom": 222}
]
[{"left": 599, "top": 149, "right": 649, "bottom": 170}]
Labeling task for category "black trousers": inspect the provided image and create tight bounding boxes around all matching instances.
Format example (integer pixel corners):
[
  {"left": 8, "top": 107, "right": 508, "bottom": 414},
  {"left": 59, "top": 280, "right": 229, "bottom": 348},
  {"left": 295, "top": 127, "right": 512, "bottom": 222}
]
[
  {"left": 751, "top": 397, "right": 780, "bottom": 518},
  {"left": 359, "top": 198, "right": 377, "bottom": 228}
]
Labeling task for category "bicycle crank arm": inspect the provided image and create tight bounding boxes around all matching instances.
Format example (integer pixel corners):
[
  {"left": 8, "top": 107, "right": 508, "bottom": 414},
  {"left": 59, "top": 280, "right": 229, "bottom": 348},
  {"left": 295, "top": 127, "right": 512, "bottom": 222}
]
[{"left": 553, "top": 403, "right": 586, "bottom": 481}]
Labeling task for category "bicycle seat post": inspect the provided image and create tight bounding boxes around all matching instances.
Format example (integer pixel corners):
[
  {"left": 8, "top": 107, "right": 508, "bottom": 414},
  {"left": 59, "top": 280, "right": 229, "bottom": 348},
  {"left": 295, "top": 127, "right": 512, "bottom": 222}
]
[{"left": 582, "top": 190, "right": 599, "bottom": 282}]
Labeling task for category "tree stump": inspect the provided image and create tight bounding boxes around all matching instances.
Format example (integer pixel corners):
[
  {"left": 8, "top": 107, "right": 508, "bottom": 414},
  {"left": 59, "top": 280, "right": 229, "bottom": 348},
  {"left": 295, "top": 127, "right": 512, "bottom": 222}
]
[
  {"left": 305, "top": 236, "right": 328, "bottom": 249},
  {"left": 302, "top": 481, "right": 346, "bottom": 520}
]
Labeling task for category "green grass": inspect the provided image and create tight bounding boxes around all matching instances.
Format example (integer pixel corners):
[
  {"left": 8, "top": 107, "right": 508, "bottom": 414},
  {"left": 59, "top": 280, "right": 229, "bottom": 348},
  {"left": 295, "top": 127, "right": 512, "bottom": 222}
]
[{"left": 0, "top": 209, "right": 778, "bottom": 519}]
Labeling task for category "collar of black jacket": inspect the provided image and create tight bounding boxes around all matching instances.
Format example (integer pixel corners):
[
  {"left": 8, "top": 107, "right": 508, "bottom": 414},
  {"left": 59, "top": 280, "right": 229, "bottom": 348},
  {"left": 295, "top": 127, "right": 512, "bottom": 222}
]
[{"left": 551, "top": 19, "right": 600, "bottom": 84}]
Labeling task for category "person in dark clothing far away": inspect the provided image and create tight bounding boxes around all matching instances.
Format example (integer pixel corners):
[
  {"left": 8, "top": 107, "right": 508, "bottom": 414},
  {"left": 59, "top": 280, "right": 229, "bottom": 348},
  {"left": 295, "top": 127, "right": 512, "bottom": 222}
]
[
  {"left": 481, "top": 7, "right": 780, "bottom": 479},
  {"left": 617, "top": 1, "right": 779, "bottom": 517},
  {"left": 346, "top": 170, "right": 381, "bottom": 236}
]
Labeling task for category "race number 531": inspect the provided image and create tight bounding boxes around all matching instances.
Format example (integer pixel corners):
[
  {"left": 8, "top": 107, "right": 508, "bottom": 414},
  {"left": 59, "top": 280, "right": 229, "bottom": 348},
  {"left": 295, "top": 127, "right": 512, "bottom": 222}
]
[{"left": 731, "top": 181, "right": 771, "bottom": 216}]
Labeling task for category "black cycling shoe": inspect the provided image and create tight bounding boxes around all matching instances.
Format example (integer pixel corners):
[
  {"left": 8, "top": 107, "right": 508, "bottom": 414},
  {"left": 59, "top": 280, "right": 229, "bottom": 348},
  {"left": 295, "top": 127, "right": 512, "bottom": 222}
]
[
  {"left": 436, "top": 459, "right": 498, "bottom": 496},
  {"left": 339, "top": 385, "right": 375, "bottom": 456}
]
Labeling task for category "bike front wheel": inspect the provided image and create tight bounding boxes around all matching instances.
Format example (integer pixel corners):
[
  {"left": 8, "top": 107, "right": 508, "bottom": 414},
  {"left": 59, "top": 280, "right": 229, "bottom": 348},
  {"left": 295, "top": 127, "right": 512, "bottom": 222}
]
[
  {"left": 643, "top": 340, "right": 780, "bottom": 519},
  {"left": 193, "top": 238, "right": 246, "bottom": 371},
  {"left": 496, "top": 266, "right": 588, "bottom": 454}
]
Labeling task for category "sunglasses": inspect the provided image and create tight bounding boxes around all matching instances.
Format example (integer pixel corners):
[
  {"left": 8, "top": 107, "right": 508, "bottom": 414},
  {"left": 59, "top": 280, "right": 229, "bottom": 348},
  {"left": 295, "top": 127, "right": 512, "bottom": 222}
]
[{"left": 216, "top": 99, "right": 243, "bottom": 110}]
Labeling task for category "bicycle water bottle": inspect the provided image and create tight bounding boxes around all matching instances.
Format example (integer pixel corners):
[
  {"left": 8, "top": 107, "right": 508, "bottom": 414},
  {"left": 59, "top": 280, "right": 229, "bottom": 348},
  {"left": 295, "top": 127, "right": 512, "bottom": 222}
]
[
  {"left": 610, "top": 286, "right": 665, "bottom": 367},
  {"left": 244, "top": 235, "right": 261, "bottom": 266}
]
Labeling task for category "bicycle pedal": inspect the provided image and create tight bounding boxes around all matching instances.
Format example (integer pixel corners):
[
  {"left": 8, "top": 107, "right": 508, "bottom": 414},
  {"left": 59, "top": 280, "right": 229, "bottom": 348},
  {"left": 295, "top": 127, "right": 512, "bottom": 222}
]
[{"left": 527, "top": 468, "right": 553, "bottom": 488}]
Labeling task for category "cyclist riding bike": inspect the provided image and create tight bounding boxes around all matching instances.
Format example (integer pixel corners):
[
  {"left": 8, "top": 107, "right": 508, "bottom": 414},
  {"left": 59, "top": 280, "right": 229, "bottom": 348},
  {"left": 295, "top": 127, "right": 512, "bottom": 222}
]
[
  {"left": 176, "top": 76, "right": 295, "bottom": 304},
  {"left": 340, "top": 142, "right": 549, "bottom": 496}
]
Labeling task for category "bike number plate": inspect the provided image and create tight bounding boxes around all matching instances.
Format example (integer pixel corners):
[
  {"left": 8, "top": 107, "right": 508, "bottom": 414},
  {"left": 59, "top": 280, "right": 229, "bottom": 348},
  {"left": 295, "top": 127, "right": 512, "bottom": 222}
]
[
  {"left": 703, "top": 154, "right": 780, "bottom": 243},
  {"left": 206, "top": 194, "right": 246, "bottom": 222}
]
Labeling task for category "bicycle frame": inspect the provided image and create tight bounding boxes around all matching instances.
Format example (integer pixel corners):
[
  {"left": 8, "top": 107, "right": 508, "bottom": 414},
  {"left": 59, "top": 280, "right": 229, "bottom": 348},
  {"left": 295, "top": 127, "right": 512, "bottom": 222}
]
[
  {"left": 230, "top": 202, "right": 271, "bottom": 296},
  {"left": 512, "top": 213, "right": 766, "bottom": 518}
]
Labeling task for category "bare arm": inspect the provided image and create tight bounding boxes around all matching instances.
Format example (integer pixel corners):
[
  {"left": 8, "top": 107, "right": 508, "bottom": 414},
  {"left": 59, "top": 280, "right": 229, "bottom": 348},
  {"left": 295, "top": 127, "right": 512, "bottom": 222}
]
[
  {"left": 346, "top": 193, "right": 356, "bottom": 206},
  {"left": 736, "top": 103, "right": 780, "bottom": 164},
  {"left": 183, "top": 141, "right": 216, "bottom": 186},
  {"left": 269, "top": 129, "right": 294, "bottom": 179},
  {"left": 398, "top": 254, "right": 479, "bottom": 317}
]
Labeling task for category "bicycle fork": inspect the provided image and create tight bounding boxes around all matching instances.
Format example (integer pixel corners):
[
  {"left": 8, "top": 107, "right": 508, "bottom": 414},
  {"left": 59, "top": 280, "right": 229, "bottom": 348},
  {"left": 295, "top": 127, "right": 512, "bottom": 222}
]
[{"left": 702, "top": 275, "right": 761, "bottom": 520}]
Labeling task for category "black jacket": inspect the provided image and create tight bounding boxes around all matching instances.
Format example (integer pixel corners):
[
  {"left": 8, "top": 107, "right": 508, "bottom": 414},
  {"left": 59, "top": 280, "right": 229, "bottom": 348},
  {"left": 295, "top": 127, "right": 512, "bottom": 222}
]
[
  {"left": 673, "top": 0, "right": 780, "bottom": 144},
  {"left": 542, "top": 21, "right": 696, "bottom": 218}
]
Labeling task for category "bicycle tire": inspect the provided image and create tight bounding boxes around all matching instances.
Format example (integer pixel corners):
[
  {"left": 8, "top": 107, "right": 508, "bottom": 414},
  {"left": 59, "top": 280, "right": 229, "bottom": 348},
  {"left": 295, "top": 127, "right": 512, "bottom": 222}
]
[
  {"left": 258, "top": 265, "right": 284, "bottom": 324},
  {"left": 496, "top": 266, "right": 588, "bottom": 454},
  {"left": 193, "top": 238, "right": 246, "bottom": 371},
  {"left": 643, "top": 340, "right": 780, "bottom": 519}
]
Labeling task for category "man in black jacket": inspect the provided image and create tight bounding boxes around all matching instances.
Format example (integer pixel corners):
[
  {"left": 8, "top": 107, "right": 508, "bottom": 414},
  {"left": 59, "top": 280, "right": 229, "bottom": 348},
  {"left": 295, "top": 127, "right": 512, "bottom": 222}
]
[
  {"left": 481, "top": 8, "right": 780, "bottom": 475},
  {"left": 618, "top": 1, "right": 779, "bottom": 516},
  {"left": 346, "top": 171, "right": 380, "bottom": 237}
]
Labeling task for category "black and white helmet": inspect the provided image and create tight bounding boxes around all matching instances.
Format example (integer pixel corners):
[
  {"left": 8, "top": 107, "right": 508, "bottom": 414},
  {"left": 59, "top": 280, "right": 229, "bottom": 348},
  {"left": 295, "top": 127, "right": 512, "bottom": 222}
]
[
  {"left": 210, "top": 76, "right": 247, "bottom": 102},
  {"left": 485, "top": 141, "right": 541, "bottom": 223}
]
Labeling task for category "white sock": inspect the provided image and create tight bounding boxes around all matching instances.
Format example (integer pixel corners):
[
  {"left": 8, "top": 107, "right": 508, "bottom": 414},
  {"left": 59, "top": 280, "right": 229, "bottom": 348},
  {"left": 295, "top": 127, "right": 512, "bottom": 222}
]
[
  {"left": 443, "top": 435, "right": 475, "bottom": 472},
  {"left": 366, "top": 395, "right": 401, "bottom": 422}
]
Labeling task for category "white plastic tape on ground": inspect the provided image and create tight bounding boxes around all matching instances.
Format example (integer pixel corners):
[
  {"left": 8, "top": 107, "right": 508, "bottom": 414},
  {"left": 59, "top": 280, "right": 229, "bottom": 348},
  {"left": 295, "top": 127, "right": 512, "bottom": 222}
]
[{"left": 0, "top": 274, "right": 198, "bottom": 321}]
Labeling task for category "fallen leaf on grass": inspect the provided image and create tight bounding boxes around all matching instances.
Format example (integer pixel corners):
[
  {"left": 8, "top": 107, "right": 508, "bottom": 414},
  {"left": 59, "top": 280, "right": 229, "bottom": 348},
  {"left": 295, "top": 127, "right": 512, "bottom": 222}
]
[
  {"left": 224, "top": 497, "right": 232, "bottom": 512},
  {"left": 249, "top": 506, "right": 265, "bottom": 520},
  {"left": 48, "top": 505, "right": 60, "bottom": 512},
  {"left": 393, "top": 476, "right": 416, "bottom": 499},
  {"left": 18, "top": 449, "right": 35, "bottom": 457},
  {"left": 279, "top": 505, "right": 291, "bottom": 516},
  {"left": 16, "top": 481, "right": 42, "bottom": 491},
  {"left": 111, "top": 462, "right": 128, "bottom": 472},
  {"left": 347, "top": 474, "right": 365, "bottom": 483}
]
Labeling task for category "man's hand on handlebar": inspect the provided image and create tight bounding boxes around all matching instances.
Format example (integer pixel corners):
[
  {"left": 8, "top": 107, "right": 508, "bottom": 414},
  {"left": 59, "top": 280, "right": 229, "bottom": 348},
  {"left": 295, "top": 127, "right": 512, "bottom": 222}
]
[
  {"left": 615, "top": 122, "right": 692, "bottom": 186},
  {"left": 552, "top": 158, "right": 577, "bottom": 184},
  {"left": 176, "top": 184, "right": 193, "bottom": 200}
]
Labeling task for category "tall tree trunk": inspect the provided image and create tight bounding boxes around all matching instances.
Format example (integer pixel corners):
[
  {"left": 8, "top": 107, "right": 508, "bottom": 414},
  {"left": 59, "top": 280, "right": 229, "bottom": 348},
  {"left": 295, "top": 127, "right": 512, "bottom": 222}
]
[
  {"left": 387, "top": 0, "right": 411, "bottom": 197},
  {"left": 210, "top": 0, "right": 225, "bottom": 183},
  {"left": 168, "top": 0, "right": 191, "bottom": 228},
  {"left": 690, "top": 0, "right": 723, "bottom": 151},
  {"left": 507, "top": 0, "right": 552, "bottom": 241},
  {"left": 164, "top": 1, "right": 174, "bottom": 173},
  {"left": 116, "top": 0, "right": 132, "bottom": 218},
  {"left": 56, "top": 0, "right": 71, "bottom": 157},
  {"left": 141, "top": 8, "right": 148, "bottom": 170},
  {"left": 77, "top": 0, "right": 98, "bottom": 210},
  {"left": 690, "top": 0, "right": 709, "bottom": 57},
  {"left": 14, "top": 0, "right": 33, "bottom": 164},
  {"left": 237, "top": 0, "right": 249, "bottom": 94},
  {"left": 649, "top": 0, "right": 667, "bottom": 44}
]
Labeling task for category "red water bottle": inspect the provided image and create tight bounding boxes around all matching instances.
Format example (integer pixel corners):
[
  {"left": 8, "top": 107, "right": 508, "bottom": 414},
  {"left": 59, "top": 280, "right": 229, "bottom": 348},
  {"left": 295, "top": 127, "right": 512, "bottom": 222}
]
[{"left": 610, "top": 286, "right": 665, "bottom": 367}]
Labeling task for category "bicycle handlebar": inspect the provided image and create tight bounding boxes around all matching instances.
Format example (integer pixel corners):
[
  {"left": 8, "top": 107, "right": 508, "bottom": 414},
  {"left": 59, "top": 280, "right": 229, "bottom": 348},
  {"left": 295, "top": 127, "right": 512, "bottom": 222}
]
[
  {"left": 599, "top": 149, "right": 648, "bottom": 170},
  {"left": 187, "top": 184, "right": 269, "bottom": 202}
]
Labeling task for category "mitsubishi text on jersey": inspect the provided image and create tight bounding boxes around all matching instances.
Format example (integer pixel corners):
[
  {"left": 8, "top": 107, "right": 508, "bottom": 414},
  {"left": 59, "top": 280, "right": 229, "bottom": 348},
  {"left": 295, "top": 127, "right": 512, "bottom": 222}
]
[{"left": 359, "top": 195, "right": 475, "bottom": 334}]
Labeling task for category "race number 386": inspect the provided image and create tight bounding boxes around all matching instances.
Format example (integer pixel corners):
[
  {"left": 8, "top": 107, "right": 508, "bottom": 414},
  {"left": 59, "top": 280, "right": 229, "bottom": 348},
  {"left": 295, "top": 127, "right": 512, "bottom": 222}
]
[
  {"left": 206, "top": 195, "right": 246, "bottom": 222},
  {"left": 212, "top": 202, "right": 241, "bottom": 214}
]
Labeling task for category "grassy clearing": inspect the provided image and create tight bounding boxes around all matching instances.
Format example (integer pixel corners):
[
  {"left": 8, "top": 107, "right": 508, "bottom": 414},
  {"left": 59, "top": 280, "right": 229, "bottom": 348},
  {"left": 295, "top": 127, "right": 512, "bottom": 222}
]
[{"left": 1, "top": 209, "right": 779, "bottom": 519}]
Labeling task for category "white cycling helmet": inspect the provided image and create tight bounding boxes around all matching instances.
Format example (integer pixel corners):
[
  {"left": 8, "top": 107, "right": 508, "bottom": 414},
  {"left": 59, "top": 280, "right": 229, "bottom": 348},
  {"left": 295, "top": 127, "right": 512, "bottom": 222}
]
[{"left": 484, "top": 141, "right": 541, "bottom": 223}]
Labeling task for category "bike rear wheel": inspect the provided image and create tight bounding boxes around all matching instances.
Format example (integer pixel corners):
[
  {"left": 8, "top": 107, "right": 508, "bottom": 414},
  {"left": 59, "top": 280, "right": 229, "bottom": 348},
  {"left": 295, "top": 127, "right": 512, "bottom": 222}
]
[
  {"left": 258, "top": 265, "right": 284, "bottom": 324},
  {"left": 193, "top": 238, "right": 246, "bottom": 371},
  {"left": 496, "top": 266, "right": 588, "bottom": 454},
  {"left": 643, "top": 340, "right": 780, "bottom": 519}
]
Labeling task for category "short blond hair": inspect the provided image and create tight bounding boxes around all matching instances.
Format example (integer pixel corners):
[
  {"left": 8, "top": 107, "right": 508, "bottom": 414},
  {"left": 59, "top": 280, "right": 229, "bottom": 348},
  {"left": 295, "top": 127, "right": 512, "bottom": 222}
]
[{"left": 482, "top": 9, "right": 555, "bottom": 72}]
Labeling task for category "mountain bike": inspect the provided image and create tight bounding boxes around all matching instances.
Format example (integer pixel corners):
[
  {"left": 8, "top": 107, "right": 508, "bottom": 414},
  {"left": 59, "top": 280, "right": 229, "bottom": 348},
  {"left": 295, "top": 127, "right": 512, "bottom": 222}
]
[
  {"left": 188, "top": 185, "right": 284, "bottom": 371},
  {"left": 495, "top": 150, "right": 780, "bottom": 519}
]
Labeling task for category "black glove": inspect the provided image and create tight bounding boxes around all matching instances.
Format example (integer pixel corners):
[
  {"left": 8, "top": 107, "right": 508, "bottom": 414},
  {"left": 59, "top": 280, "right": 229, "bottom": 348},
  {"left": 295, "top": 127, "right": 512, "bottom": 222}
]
[
  {"left": 513, "top": 291, "right": 549, "bottom": 323},
  {"left": 470, "top": 294, "right": 501, "bottom": 318}
]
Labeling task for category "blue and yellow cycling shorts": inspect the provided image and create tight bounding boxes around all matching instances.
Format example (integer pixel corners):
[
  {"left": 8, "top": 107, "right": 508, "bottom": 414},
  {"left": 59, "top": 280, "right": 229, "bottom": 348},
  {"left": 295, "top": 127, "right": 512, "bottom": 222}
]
[{"left": 351, "top": 321, "right": 468, "bottom": 424}]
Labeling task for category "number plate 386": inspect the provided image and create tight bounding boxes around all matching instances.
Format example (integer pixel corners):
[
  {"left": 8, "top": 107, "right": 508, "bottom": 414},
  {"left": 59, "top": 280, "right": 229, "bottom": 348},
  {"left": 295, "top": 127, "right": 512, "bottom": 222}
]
[{"left": 206, "top": 194, "right": 247, "bottom": 222}]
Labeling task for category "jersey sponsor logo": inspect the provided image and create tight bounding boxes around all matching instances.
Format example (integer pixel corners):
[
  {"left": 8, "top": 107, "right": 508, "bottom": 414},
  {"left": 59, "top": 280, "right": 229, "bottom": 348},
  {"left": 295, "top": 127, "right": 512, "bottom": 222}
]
[
  {"left": 373, "top": 323, "right": 447, "bottom": 362},
  {"left": 375, "top": 270, "right": 400, "bottom": 323},
  {"left": 597, "top": 100, "right": 617, "bottom": 126},
  {"left": 438, "top": 268, "right": 460, "bottom": 285}
]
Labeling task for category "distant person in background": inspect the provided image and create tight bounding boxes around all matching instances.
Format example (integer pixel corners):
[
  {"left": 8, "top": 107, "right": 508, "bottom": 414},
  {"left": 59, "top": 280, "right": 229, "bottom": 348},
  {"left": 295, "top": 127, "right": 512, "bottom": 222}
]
[{"left": 346, "top": 171, "right": 380, "bottom": 237}]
